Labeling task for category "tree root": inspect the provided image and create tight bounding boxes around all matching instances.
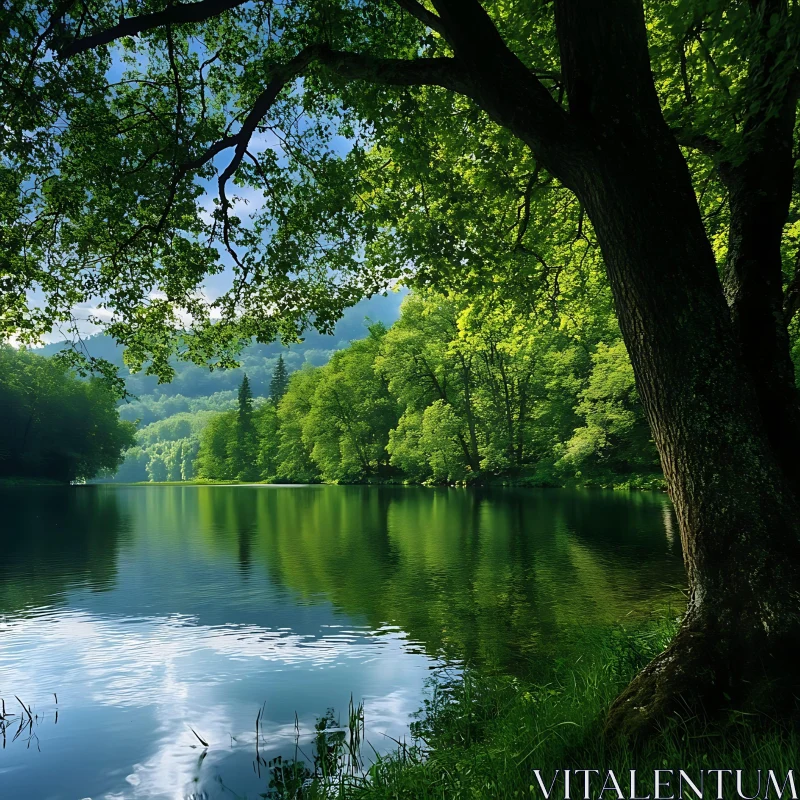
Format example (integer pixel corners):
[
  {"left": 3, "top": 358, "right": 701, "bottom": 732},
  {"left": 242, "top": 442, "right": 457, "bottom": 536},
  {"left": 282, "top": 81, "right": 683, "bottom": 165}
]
[
  {"left": 604, "top": 613, "right": 800, "bottom": 742},
  {"left": 604, "top": 622, "right": 717, "bottom": 741}
]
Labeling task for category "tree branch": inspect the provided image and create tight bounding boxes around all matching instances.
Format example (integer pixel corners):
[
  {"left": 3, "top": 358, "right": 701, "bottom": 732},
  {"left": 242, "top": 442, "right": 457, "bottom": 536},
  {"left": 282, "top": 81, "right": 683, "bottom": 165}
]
[
  {"left": 317, "top": 46, "right": 472, "bottom": 91},
  {"left": 183, "top": 44, "right": 471, "bottom": 178},
  {"left": 58, "top": 0, "right": 248, "bottom": 57},
  {"left": 671, "top": 128, "right": 723, "bottom": 156},
  {"left": 393, "top": 0, "right": 448, "bottom": 38},
  {"left": 58, "top": 0, "right": 576, "bottom": 183},
  {"left": 177, "top": 44, "right": 472, "bottom": 272},
  {"left": 429, "top": 0, "right": 577, "bottom": 183}
]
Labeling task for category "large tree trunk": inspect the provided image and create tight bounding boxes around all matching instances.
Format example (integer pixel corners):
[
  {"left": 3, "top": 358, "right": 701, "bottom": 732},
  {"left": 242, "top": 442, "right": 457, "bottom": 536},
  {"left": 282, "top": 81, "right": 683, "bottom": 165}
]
[
  {"left": 722, "top": 151, "right": 800, "bottom": 493},
  {"left": 591, "top": 142, "right": 800, "bottom": 735},
  {"left": 719, "top": 0, "right": 800, "bottom": 494},
  {"left": 551, "top": 0, "right": 800, "bottom": 737},
  {"left": 434, "top": 0, "right": 800, "bottom": 733}
]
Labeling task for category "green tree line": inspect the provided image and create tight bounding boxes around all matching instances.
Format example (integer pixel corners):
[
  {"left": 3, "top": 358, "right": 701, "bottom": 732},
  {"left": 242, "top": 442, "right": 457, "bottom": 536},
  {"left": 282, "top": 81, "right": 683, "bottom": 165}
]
[
  {"left": 0, "top": 346, "right": 135, "bottom": 482},
  {"left": 192, "top": 293, "right": 661, "bottom": 488}
]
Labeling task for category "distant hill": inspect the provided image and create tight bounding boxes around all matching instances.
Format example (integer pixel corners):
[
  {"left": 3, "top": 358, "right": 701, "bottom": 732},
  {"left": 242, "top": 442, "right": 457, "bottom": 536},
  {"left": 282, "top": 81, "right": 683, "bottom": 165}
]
[{"left": 39, "top": 292, "right": 405, "bottom": 411}]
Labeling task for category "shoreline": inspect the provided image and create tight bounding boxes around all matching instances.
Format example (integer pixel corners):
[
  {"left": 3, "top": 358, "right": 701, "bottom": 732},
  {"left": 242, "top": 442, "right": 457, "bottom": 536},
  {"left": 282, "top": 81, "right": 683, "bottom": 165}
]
[{"left": 85, "top": 476, "right": 668, "bottom": 491}]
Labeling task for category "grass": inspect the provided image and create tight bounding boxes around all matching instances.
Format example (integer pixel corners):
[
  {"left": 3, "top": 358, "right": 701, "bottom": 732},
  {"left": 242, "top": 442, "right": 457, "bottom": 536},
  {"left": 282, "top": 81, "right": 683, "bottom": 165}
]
[{"left": 275, "top": 614, "right": 800, "bottom": 800}]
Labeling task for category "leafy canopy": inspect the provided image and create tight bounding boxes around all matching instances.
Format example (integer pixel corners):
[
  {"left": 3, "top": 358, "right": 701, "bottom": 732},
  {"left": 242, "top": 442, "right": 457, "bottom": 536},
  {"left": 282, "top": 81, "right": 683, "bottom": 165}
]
[
  {"left": 0, "top": 345, "right": 136, "bottom": 481},
  {"left": 3, "top": 0, "right": 799, "bottom": 377}
]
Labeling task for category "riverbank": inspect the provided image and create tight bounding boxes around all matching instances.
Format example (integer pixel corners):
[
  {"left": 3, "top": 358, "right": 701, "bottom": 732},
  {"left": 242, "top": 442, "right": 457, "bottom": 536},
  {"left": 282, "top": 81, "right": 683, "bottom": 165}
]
[
  {"left": 100, "top": 472, "right": 666, "bottom": 491},
  {"left": 292, "top": 615, "right": 799, "bottom": 800}
]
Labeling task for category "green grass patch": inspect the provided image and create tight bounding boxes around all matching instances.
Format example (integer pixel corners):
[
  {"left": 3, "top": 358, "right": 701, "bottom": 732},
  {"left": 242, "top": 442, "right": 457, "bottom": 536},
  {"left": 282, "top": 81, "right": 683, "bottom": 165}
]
[{"left": 281, "top": 614, "right": 800, "bottom": 800}]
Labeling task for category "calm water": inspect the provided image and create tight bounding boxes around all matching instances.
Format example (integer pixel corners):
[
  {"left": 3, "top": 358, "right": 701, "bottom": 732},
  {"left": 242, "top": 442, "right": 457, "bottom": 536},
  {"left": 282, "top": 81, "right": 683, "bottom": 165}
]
[{"left": 0, "top": 485, "right": 685, "bottom": 799}]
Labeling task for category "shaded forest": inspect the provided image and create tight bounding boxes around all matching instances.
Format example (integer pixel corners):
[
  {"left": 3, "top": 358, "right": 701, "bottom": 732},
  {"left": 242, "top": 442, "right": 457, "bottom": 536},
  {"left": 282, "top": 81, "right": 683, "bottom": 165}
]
[{"left": 0, "top": 347, "right": 135, "bottom": 482}]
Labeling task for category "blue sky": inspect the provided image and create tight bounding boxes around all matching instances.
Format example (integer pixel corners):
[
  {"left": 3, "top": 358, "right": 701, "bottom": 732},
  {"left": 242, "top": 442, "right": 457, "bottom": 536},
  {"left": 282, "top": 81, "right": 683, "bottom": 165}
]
[{"left": 35, "top": 37, "right": 375, "bottom": 345}]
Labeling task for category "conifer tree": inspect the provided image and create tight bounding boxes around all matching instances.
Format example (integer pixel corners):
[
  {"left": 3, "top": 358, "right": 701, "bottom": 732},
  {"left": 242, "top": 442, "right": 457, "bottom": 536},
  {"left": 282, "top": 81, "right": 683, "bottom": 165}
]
[
  {"left": 269, "top": 356, "right": 290, "bottom": 404},
  {"left": 238, "top": 373, "right": 254, "bottom": 418},
  {"left": 232, "top": 374, "right": 258, "bottom": 480}
]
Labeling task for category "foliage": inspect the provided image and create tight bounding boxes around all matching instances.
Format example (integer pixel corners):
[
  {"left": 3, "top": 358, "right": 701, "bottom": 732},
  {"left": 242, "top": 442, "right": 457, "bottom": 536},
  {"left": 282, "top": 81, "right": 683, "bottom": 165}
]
[
  {"left": 7, "top": 0, "right": 797, "bottom": 375},
  {"left": 194, "top": 410, "right": 238, "bottom": 481},
  {"left": 255, "top": 400, "right": 280, "bottom": 478},
  {"left": 133, "top": 290, "right": 664, "bottom": 487},
  {"left": 8, "top": 0, "right": 798, "bottom": 496},
  {"left": 232, "top": 373, "right": 258, "bottom": 480},
  {"left": 558, "top": 342, "right": 662, "bottom": 488},
  {"left": 275, "top": 366, "right": 323, "bottom": 483},
  {"left": 117, "top": 391, "right": 238, "bottom": 427},
  {"left": 0, "top": 345, "right": 135, "bottom": 482},
  {"left": 113, "top": 409, "right": 221, "bottom": 482},
  {"left": 303, "top": 324, "right": 399, "bottom": 482}
]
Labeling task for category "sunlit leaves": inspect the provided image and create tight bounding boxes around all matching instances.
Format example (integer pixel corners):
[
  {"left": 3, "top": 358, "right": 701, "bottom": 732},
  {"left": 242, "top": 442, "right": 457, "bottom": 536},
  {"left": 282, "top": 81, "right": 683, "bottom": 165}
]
[{"left": 3, "top": 0, "right": 800, "bottom": 385}]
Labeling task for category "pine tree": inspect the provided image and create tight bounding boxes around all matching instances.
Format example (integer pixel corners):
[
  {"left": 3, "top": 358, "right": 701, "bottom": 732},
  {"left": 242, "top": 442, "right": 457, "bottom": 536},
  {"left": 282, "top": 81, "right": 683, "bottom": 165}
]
[
  {"left": 269, "top": 355, "right": 290, "bottom": 404},
  {"left": 232, "top": 374, "right": 258, "bottom": 480},
  {"left": 238, "top": 373, "right": 254, "bottom": 416}
]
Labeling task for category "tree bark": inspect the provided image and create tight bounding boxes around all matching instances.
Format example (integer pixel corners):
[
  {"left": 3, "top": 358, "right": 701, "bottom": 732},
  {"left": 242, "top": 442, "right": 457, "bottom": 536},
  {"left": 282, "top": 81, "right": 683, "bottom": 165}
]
[
  {"left": 721, "top": 149, "right": 800, "bottom": 493},
  {"left": 549, "top": 0, "right": 800, "bottom": 736},
  {"left": 718, "top": 0, "right": 800, "bottom": 494}
]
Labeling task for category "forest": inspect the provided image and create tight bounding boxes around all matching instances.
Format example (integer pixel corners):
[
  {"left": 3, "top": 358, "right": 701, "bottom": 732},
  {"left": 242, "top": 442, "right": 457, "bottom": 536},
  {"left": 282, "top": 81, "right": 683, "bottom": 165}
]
[
  {"left": 0, "top": 346, "right": 135, "bottom": 482},
  {"left": 117, "top": 290, "right": 663, "bottom": 488}
]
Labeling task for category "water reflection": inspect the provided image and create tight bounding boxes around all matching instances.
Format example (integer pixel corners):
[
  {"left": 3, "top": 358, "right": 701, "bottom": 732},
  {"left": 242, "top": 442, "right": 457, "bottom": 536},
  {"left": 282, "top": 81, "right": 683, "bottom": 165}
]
[{"left": 0, "top": 485, "right": 684, "bottom": 799}]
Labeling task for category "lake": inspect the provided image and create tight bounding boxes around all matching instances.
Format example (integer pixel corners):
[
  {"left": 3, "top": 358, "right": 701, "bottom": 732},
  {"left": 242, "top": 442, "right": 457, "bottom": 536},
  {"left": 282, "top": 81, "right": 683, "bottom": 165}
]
[{"left": 0, "top": 485, "right": 685, "bottom": 799}]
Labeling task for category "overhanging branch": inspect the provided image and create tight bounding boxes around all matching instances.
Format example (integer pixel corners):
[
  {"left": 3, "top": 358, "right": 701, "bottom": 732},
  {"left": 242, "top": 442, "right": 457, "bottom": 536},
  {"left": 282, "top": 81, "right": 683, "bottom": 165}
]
[
  {"left": 393, "top": 0, "right": 448, "bottom": 38},
  {"left": 183, "top": 44, "right": 471, "bottom": 181},
  {"left": 317, "top": 46, "right": 471, "bottom": 92},
  {"left": 58, "top": 0, "right": 248, "bottom": 57},
  {"left": 175, "top": 43, "right": 472, "bottom": 267},
  {"left": 57, "top": 0, "right": 577, "bottom": 183}
]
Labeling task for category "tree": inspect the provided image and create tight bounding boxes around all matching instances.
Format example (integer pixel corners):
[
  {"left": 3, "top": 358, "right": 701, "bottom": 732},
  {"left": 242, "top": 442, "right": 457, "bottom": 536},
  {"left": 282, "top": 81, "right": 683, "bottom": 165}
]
[
  {"left": 558, "top": 341, "right": 661, "bottom": 488},
  {"left": 109, "top": 410, "right": 215, "bottom": 483},
  {"left": 0, "top": 346, "right": 135, "bottom": 482},
  {"left": 275, "top": 366, "right": 322, "bottom": 483},
  {"left": 378, "top": 291, "right": 606, "bottom": 484},
  {"left": 254, "top": 402, "right": 280, "bottom": 479},
  {"left": 146, "top": 452, "right": 168, "bottom": 482},
  {"left": 231, "top": 373, "right": 258, "bottom": 480},
  {"left": 180, "top": 440, "right": 196, "bottom": 481},
  {"left": 303, "top": 324, "right": 399, "bottom": 481},
  {"left": 270, "top": 355, "right": 290, "bottom": 404},
  {"left": 238, "top": 373, "right": 254, "bottom": 415},
  {"left": 7, "top": 0, "right": 800, "bottom": 732},
  {"left": 195, "top": 411, "right": 237, "bottom": 480},
  {"left": 377, "top": 294, "right": 481, "bottom": 475}
]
